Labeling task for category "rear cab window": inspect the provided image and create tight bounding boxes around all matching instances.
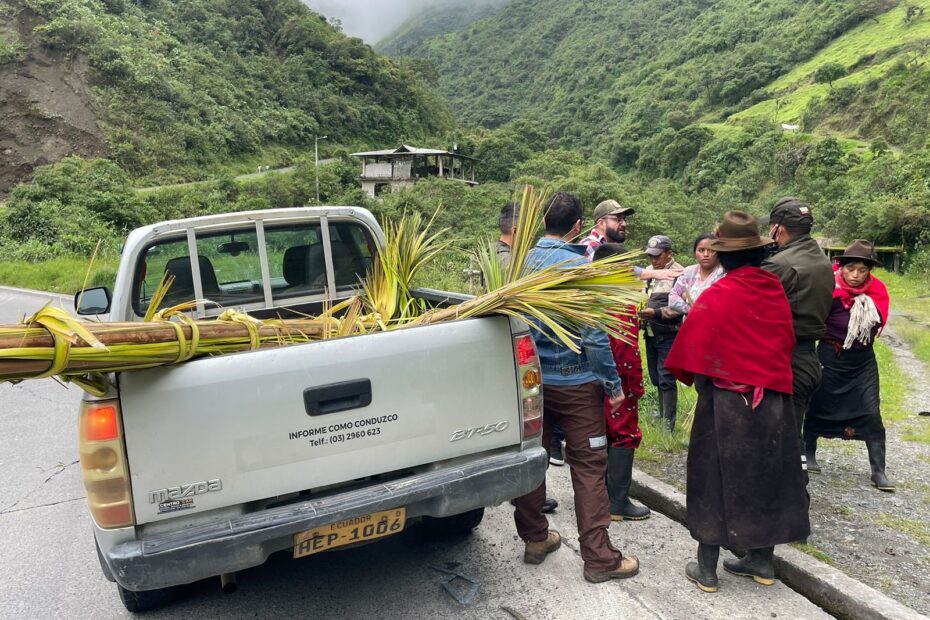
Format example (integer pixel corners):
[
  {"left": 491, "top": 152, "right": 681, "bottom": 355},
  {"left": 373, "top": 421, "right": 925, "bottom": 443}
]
[{"left": 132, "top": 217, "right": 376, "bottom": 318}]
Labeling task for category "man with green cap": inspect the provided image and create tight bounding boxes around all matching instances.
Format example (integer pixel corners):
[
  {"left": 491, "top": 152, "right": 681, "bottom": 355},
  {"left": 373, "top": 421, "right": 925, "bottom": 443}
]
[{"left": 762, "top": 197, "right": 834, "bottom": 438}]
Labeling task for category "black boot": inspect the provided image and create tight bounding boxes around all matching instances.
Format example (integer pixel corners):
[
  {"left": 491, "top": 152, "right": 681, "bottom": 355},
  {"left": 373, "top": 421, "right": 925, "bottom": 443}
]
[
  {"left": 723, "top": 547, "right": 775, "bottom": 585},
  {"left": 804, "top": 433, "right": 821, "bottom": 474},
  {"left": 866, "top": 439, "right": 895, "bottom": 492},
  {"left": 660, "top": 389, "right": 678, "bottom": 432},
  {"left": 607, "top": 447, "right": 651, "bottom": 521},
  {"left": 685, "top": 543, "right": 720, "bottom": 593}
]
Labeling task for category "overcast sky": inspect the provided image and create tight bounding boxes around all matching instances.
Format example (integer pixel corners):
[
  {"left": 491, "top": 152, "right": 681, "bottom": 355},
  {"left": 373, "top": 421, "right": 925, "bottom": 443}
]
[{"left": 303, "top": 0, "right": 485, "bottom": 43}]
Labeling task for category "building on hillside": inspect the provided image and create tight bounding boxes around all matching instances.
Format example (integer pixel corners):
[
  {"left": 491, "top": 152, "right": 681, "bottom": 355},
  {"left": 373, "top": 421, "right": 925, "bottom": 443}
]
[{"left": 351, "top": 145, "right": 478, "bottom": 197}]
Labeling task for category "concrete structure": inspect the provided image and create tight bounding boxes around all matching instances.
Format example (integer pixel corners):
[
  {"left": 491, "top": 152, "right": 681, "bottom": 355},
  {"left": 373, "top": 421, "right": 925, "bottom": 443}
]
[{"left": 351, "top": 145, "right": 478, "bottom": 197}]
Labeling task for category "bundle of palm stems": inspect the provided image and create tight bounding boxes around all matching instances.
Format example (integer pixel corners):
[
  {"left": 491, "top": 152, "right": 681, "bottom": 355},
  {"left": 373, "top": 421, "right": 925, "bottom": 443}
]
[{"left": 0, "top": 185, "right": 643, "bottom": 393}]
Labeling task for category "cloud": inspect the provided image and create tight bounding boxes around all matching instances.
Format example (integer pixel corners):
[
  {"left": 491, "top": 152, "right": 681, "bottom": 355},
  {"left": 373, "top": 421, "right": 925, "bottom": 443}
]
[{"left": 302, "top": 0, "right": 489, "bottom": 43}]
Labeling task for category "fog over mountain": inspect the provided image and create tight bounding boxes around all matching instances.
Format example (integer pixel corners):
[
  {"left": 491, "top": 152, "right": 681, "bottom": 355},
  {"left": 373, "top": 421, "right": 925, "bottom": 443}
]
[{"left": 303, "top": 0, "right": 499, "bottom": 43}]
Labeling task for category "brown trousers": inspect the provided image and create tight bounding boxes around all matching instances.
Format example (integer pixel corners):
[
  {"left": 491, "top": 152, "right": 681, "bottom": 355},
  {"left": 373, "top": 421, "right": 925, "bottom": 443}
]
[{"left": 513, "top": 381, "right": 621, "bottom": 572}]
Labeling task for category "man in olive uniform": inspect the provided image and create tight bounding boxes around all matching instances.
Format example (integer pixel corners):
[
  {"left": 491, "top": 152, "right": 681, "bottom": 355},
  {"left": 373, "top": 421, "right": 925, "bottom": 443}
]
[{"left": 761, "top": 198, "right": 834, "bottom": 437}]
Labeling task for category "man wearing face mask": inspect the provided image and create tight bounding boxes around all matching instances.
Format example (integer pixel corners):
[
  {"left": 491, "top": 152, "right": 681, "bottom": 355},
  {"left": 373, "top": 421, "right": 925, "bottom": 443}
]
[
  {"left": 761, "top": 198, "right": 834, "bottom": 438},
  {"left": 512, "top": 192, "right": 640, "bottom": 583}
]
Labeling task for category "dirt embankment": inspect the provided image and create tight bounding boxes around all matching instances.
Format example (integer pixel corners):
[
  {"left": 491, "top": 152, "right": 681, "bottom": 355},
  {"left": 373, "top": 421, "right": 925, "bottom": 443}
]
[{"left": 0, "top": 9, "right": 110, "bottom": 198}]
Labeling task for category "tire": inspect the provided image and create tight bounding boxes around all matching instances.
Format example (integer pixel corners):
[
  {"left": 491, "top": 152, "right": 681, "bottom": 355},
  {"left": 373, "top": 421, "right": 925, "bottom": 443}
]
[
  {"left": 421, "top": 507, "right": 485, "bottom": 537},
  {"left": 117, "top": 583, "right": 177, "bottom": 613}
]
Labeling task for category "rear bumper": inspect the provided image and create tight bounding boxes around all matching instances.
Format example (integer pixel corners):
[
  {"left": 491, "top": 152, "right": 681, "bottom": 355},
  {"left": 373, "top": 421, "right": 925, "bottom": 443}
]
[{"left": 103, "top": 447, "right": 547, "bottom": 591}]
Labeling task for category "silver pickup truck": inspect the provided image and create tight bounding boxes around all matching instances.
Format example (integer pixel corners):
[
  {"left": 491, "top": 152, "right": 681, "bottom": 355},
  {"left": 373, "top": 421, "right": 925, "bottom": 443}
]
[{"left": 74, "top": 206, "right": 547, "bottom": 612}]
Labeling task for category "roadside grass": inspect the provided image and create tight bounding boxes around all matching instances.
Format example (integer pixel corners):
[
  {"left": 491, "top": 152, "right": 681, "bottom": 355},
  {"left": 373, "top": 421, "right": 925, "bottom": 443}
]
[
  {"left": 0, "top": 255, "right": 118, "bottom": 295},
  {"left": 636, "top": 384, "right": 695, "bottom": 463},
  {"left": 881, "top": 269, "right": 930, "bottom": 366},
  {"left": 873, "top": 513, "right": 930, "bottom": 547},
  {"left": 875, "top": 340, "right": 910, "bottom": 425},
  {"left": 790, "top": 542, "right": 833, "bottom": 565}
]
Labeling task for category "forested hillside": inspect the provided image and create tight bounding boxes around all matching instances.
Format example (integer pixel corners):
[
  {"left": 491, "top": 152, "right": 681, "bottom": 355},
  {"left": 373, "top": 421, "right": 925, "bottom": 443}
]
[
  {"left": 0, "top": 0, "right": 453, "bottom": 189},
  {"left": 390, "top": 0, "right": 897, "bottom": 157}
]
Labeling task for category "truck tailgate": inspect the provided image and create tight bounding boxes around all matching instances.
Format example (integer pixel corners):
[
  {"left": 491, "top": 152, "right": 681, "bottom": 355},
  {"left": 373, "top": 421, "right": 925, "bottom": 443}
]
[{"left": 119, "top": 317, "right": 522, "bottom": 524}]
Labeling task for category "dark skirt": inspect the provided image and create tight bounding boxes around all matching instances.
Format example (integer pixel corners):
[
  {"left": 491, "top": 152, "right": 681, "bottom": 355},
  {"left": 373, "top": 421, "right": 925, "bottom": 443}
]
[
  {"left": 804, "top": 341, "right": 885, "bottom": 441},
  {"left": 687, "top": 376, "right": 810, "bottom": 549}
]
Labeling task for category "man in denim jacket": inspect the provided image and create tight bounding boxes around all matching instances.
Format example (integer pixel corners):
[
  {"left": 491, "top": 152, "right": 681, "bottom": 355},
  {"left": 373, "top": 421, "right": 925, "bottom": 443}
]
[{"left": 513, "top": 192, "right": 640, "bottom": 583}]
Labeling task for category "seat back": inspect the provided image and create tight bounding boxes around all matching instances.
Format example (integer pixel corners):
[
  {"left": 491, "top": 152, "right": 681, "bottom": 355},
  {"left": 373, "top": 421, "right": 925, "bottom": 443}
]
[
  {"left": 282, "top": 243, "right": 327, "bottom": 290},
  {"left": 282, "top": 245, "right": 310, "bottom": 287},
  {"left": 163, "top": 255, "right": 220, "bottom": 300}
]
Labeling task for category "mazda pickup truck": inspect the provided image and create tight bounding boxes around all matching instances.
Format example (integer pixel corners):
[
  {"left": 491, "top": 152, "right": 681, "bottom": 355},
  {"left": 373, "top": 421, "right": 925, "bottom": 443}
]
[{"left": 73, "top": 206, "right": 547, "bottom": 612}]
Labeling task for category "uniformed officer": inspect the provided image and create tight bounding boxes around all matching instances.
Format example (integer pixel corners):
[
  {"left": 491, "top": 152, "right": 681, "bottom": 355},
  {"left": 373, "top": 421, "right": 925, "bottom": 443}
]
[{"left": 761, "top": 197, "right": 835, "bottom": 436}]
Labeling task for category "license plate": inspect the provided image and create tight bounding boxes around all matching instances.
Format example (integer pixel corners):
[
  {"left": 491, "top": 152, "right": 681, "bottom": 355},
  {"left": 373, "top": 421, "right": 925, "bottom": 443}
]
[{"left": 293, "top": 507, "right": 406, "bottom": 558}]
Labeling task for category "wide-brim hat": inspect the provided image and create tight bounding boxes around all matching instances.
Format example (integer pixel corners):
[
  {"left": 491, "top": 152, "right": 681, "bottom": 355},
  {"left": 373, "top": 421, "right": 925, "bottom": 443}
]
[
  {"left": 593, "top": 199, "right": 635, "bottom": 221},
  {"left": 708, "top": 210, "right": 774, "bottom": 252},
  {"left": 836, "top": 239, "right": 880, "bottom": 267}
]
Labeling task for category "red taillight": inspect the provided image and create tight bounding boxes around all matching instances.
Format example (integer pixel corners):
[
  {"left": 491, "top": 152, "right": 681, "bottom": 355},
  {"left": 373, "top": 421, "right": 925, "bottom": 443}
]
[
  {"left": 514, "top": 333, "right": 543, "bottom": 439},
  {"left": 86, "top": 406, "right": 119, "bottom": 441},
  {"left": 79, "top": 400, "right": 134, "bottom": 529},
  {"left": 516, "top": 335, "right": 537, "bottom": 366}
]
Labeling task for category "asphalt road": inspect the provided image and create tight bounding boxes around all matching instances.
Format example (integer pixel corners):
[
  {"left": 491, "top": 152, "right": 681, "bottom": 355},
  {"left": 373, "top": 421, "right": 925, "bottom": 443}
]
[{"left": 0, "top": 286, "right": 831, "bottom": 619}]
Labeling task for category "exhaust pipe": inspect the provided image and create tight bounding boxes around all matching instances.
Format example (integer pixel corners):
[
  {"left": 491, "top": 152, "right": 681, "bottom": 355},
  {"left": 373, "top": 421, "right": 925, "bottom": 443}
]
[{"left": 220, "top": 572, "right": 237, "bottom": 594}]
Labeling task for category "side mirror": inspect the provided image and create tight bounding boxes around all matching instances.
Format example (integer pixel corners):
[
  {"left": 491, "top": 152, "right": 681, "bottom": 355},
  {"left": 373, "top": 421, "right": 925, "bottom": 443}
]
[{"left": 75, "top": 287, "right": 112, "bottom": 315}]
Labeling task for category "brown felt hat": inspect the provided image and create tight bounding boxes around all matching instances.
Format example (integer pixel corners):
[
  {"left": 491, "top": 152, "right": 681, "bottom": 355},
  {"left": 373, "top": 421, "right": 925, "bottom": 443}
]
[
  {"left": 837, "top": 239, "right": 880, "bottom": 267},
  {"left": 708, "top": 210, "right": 774, "bottom": 252}
]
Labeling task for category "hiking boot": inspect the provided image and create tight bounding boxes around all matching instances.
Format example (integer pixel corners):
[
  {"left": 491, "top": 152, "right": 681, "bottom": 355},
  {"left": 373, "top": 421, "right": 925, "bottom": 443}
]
[
  {"left": 723, "top": 547, "right": 775, "bottom": 586},
  {"left": 583, "top": 555, "right": 640, "bottom": 583},
  {"left": 523, "top": 530, "right": 561, "bottom": 565},
  {"left": 866, "top": 440, "right": 895, "bottom": 492},
  {"left": 685, "top": 543, "right": 720, "bottom": 593},
  {"left": 607, "top": 447, "right": 651, "bottom": 521}
]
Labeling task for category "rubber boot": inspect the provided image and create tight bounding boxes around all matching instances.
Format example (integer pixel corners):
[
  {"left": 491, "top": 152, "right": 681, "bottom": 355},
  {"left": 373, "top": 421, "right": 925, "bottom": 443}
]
[
  {"left": 866, "top": 439, "right": 895, "bottom": 492},
  {"left": 660, "top": 389, "right": 678, "bottom": 432},
  {"left": 685, "top": 543, "right": 720, "bottom": 593},
  {"left": 607, "top": 447, "right": 651, "bottom": 521},
  {"left": 804, "top": 433, "right": 821, "bottom": 474},
  {"left": 723, "top": 546, "right": 775, "bottom": 585}
]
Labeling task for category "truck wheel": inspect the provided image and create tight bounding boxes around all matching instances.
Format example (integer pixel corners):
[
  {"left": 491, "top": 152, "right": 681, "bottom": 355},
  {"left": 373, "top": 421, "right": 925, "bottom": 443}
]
[
  {"left": 421, "top": 507, "right": 484, "bottom": 537},
  {"left": 117, "top": 583, "right": 177, "bottom": 613}
]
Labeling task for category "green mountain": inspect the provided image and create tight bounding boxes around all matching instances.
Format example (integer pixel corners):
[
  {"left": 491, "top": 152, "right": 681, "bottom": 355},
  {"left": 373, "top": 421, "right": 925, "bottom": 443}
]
[
  {"left": 0, "top": 0, "right": 453, "bottom": 189},
  {"left": 383, "top": 0, "right": 926, "bottom": 161}
]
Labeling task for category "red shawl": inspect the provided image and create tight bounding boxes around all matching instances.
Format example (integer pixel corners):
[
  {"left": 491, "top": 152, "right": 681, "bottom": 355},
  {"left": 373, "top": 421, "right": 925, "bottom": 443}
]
[
  {"left": 665, "top": 266, "right": 795, "bottom": 394},
  {"left": 833, "top": 268, "right": 890, "bottom": 326}
]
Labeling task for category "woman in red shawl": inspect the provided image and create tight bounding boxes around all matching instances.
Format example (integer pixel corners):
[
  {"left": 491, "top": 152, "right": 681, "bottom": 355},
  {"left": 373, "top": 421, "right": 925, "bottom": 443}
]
[
  {"left": 593, "top": 243, "right": 650, "bottom": 521},
  {"left": 804, "top": 240, "right": 893, "bottom": 491},
  {"left": 665, "top": 211, "right": 810, "bottom": 593}
]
